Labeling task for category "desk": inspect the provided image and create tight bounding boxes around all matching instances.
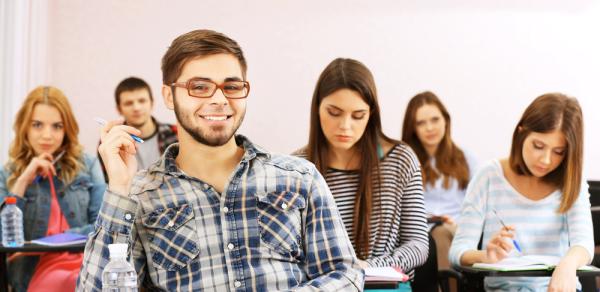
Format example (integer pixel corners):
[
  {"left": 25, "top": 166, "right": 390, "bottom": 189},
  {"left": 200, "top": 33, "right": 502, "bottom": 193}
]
[
  {"left": 365, "top": 281, "right": 411, "bottom": 292},
  {"left": 0, "top": 242, "right": 85, "bottom": 291},
  {"left": 456, "top": 265, "right": 600, "bottom": 292}
]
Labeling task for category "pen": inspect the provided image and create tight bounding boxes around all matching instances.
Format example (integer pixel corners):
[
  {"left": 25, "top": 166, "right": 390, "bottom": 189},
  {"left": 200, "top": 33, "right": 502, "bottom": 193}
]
[
  {"left": 33, "top": 150, "right": 66, "bottom": 183},
  {"left": 94, "top": 117, "right": 144, "bottom": 143},
  {"left": 492, "top": 209, "right": 522, "bottom": 253}
]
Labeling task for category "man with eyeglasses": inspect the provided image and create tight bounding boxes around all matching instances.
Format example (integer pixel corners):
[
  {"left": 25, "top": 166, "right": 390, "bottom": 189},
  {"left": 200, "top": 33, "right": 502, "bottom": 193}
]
[{"left": 77, "top": 29, "right": 363, "bottom": 291}]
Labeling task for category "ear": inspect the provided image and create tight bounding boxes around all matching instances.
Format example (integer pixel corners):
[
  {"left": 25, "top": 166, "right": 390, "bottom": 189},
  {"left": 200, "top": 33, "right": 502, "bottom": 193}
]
[
  {"left": 162, "top": 85, "right": 175, "bottom": 110},
  {"left": 116, "top": 105, "right": 123, "bottom": 115},
  {"left": 517, "top": 126, "right": 523, "bottom": 132}
]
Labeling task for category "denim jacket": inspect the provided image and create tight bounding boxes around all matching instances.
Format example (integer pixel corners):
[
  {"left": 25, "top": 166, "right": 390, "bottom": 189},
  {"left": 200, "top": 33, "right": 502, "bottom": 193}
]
[{"left": 0, "top": 153, "right": 106, "bottom": 291}]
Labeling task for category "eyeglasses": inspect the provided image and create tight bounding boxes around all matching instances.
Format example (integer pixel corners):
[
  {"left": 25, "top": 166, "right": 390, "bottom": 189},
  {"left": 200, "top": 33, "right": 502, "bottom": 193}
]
[{"left": 170, "top": 78, "right": 250, "bottom": 99}]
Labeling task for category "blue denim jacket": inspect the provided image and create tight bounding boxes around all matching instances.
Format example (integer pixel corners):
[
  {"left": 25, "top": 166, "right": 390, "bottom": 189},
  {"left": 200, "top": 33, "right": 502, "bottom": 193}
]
[{"left": 0, "top": 153, "right": 106, "bottom": 291}]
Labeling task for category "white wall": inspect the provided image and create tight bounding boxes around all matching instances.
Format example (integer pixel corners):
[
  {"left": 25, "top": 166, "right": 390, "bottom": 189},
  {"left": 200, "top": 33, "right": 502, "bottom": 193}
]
[
  {"left": 0, "top": 0, "right": 49, "bottom": 164},
  {"left": 4, "top": 0, "right": 600, "bottom": 179}
]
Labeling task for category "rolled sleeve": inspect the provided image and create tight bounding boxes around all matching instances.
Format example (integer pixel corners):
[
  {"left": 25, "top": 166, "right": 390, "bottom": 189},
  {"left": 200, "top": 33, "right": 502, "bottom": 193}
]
[
  {"left": 365, "top": 157, "right": 429, "bottom": 271},
  {"left": 299, "top": 168, "right": 364, "bottom": 291}
]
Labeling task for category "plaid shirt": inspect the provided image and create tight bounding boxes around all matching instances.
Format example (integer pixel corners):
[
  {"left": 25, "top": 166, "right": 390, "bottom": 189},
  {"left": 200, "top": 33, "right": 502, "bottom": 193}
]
[{"left": 77, "top": 135, "right": 363, "bottom": 291}]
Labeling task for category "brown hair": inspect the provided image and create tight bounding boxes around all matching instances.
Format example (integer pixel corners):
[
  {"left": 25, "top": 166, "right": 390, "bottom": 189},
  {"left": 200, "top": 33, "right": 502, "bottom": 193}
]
[
  {"left": 161, "top": 29, "right": 247, "bottom": 85},
  {"left": 7, "top": 86, "right": 83, "bottom": 188},
  {"left": 305, "top": 58, "right": 399, "bottom": 259},
  {"left": 402, "top": 91, "right": 470, "bottom": 189},
  {"left": 115, "top": 76, "right": 153, "bottom": 106},
  {"left": 509, "top": 93, "right": 583, "bottom": 213}
]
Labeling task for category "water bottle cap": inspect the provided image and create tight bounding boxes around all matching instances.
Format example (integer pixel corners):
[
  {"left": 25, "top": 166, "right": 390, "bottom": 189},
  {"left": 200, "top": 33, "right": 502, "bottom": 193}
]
[
  {"left": 4, "top": 197, "right": 17, "bottom": 204},
  {"left": 108, "top": 243, "right": 128, "bottom": 258}
]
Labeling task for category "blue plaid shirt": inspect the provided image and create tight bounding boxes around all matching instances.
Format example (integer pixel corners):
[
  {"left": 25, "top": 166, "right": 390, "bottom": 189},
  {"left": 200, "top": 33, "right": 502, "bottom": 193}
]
[{"left": 77, "top": 135, "right": 363, "bottom": 291}]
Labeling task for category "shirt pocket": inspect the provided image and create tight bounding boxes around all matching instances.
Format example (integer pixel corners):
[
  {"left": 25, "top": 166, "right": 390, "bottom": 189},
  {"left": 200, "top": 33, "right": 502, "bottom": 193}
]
[
  {"left": 256, "top": 191, "right": 306, "bottom": 258},
  {"left": 141, "top": 204, "right": 200, "bottom": 271}
]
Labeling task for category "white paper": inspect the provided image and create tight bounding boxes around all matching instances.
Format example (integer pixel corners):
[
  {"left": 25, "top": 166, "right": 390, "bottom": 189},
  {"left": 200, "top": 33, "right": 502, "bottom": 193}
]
[
  {"left": 473, "top": 255, "right": 561, "bottom": 271},
  {"left": 364, "top": 267, "right": 406, "bottom": 280}
]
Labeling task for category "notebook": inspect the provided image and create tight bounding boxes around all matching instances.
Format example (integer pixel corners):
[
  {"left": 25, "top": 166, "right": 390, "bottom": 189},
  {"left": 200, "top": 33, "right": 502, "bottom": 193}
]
[
  {"left": 473, "top": 255, "right": 599, "bottom": 271},
  {"left": 30, "top": 233, "right": 88, "bottom": 246},
  {"left": 364, "top": 267, "right": 409, "bottom": 290},
  {"left": 365, "top": 267, "right": 409, "bottom": 282}
]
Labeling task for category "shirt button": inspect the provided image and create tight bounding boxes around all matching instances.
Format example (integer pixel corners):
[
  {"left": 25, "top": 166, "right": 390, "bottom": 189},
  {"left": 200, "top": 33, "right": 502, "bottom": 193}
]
[
  {"left": 203, "top": 183, "right": 209, "bottom": 189},
  {"left": 234, "top": 281, "right": 241, "bottom": 288},
  {"left": 124, "top": 213, "right": 132, "bottom": 220},
  {"left": 223, "top": 206, "right": 229, "bottom": 213},
  {"left": 281, "top": 203, "right": 288, "bottom": 210},
  {"left": 227, "top": 243, "right": 235, "bottom": 250}
]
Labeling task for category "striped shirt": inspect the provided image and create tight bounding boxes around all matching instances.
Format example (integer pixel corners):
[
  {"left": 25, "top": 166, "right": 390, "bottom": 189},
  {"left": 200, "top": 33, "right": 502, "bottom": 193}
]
[
  {"left": 449, "top": 160, "right": 594, "bottom": 291},
  {"left": 77, "top": 135, "right": 363, "bottom": 291},
  {"left": 296, "top": 144, "right": 429, "bottom": 277}
]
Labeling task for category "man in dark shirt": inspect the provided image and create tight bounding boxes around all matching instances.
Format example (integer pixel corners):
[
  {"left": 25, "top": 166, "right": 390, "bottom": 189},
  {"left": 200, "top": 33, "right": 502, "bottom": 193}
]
[{"left": 98, "top": 77, "right": 177, "bottom": 181}]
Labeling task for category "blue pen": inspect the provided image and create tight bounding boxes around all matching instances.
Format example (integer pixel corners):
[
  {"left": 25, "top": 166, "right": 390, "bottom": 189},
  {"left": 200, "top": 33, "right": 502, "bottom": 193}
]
[
  {"left": 492, "top": 209, "right": 522, "bottom": 253},
  {"left": 32, "top": 150, "right": 66, "bottom": 184},
  {"left": 94, "top": 117, "right": 144, "bottom": 143}
]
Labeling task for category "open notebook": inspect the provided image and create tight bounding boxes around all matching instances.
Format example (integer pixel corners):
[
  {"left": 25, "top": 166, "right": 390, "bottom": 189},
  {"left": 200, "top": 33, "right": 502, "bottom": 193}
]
[
  {"left": 365, "top": 267, "right": 409, "bottom": 282},
  {"left": 30, "top": 233, "right": 88, "bottom": 246},
  {"left": 364, "top": 267, "right": 409, "bottom": 289},
  {"left": 473, "top": 255, "right": 599, "bottom": 272}
]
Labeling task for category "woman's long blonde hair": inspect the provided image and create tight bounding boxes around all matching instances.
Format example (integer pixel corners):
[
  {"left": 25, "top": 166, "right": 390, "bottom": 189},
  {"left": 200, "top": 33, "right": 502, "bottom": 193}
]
[{"left": 7, "top": 86, "right": 83, "bottom": 188}]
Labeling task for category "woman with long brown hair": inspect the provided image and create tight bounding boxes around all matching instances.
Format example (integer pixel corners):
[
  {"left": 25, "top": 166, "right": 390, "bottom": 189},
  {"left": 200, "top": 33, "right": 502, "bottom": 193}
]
[
  {"left": 402, "top": 91, "right": 478, "bottom": 270},
  {"left": 449, "top": 93, "right": 593, "bottom": 291},
  {"left": 0, "top": 86, "right": 105, "bottom": 291},
  {"left": 295, "top": 58, "right": 429, "bottom": 285}
]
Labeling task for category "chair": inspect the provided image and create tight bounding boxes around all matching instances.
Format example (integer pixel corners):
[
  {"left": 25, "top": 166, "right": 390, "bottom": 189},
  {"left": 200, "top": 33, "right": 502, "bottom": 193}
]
[
  {"left": 412, "top": 234, "right": 440, "bottom": 292},
  {"left": 412, "top": 233, "right": 465, "bottom": 292},
  {"left": 438, "top": 269, "right": 464, "bottom": 292},
  {"left": 586, "top": 180, "right": 600, "bottom": 291},
  {"left": 589, "top": 180, "right": 600, "bottom": 246}
]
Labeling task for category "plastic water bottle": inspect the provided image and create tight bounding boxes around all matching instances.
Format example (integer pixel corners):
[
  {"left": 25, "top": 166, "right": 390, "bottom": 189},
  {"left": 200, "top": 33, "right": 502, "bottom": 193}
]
[
  {"left": 1, "top": 196, "right": 24, "bottom": 247},
  {"left": 102, "top": 243, "right": 138, "bottom": 292}
]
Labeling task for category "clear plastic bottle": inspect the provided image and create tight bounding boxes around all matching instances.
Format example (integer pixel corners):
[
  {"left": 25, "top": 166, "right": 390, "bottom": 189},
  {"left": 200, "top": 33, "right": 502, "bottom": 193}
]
[
  {"left": 1, "top": 196, "right": 24, "bottom": 247},
  {"left": 102, "top": 243, "right": 138, "bottom": 292}
]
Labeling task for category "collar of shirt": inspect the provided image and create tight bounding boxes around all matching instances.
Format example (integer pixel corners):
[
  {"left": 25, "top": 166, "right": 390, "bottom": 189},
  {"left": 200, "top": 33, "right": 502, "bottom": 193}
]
[
  {"left": 139, "top": 135, "right": 270, "bottom": 189},
  {"left": 158, "top": 134, "right": 268, "bottom": 172}
]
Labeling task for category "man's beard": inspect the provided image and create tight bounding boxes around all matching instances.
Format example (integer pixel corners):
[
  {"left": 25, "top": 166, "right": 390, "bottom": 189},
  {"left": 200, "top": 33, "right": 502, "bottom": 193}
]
[{"left": 173, "top": 96, "right": 244, "bottom": 147}]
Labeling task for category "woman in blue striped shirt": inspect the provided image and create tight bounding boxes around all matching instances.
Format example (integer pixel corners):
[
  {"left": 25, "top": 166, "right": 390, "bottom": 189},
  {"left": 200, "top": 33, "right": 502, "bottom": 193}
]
[{"left": 449, "top": 93, "right": 593, "bottom": 291}]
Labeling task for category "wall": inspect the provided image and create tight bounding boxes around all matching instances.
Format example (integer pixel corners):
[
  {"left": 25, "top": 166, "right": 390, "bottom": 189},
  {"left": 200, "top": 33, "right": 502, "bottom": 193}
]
[
  {"left": 4, "top": 0, "right": 600, "bottom": 179},
  {"left": 0, "top": 0, "right": 49, "bottom": 164}
]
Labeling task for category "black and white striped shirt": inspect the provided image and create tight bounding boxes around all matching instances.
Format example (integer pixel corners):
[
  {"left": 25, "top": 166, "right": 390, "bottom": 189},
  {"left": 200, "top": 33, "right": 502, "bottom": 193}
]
[{"left": 297, "top": 144, "right": 429, "bottom": 277}]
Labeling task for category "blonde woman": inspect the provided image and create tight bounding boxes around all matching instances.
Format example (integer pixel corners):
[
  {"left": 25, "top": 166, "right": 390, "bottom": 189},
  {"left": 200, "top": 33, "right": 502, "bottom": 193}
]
[{"left": 0, "top": 86, "right": 105, "bottom": 291}]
